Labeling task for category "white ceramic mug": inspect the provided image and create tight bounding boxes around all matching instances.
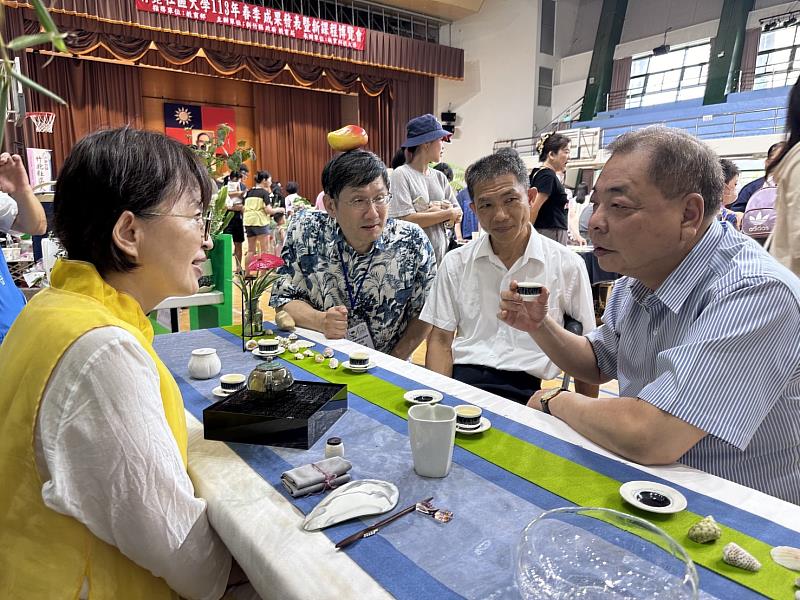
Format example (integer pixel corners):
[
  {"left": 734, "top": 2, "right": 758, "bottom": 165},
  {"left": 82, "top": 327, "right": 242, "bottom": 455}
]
[
  {"left": 408, "top": 404, "right": 456, "bottom": 478},
  {"left": 188, "top": 347, "right": 221, "bottom": 380}
]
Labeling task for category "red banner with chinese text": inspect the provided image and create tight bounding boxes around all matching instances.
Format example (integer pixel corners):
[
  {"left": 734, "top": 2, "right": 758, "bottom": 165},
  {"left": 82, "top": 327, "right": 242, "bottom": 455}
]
[{"left": 135, "top": 0, "right": 367, "bottom": 51}]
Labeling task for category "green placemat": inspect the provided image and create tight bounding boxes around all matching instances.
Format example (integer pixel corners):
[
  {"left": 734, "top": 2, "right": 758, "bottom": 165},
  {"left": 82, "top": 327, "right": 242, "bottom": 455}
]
[{"left": 221, "top": 325, "right": 791, "bottom": 597}]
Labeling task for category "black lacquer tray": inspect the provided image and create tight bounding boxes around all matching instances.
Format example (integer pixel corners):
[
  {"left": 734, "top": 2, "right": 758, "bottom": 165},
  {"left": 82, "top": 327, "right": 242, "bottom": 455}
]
[{"left": 203, "top": 381, "right": 348, "bottom": 449}]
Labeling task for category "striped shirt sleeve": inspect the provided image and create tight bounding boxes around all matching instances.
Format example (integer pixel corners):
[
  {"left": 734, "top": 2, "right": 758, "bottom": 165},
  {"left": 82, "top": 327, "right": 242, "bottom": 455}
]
[{"left": 637, "top": 277, "right": 800, "bottom": 450}]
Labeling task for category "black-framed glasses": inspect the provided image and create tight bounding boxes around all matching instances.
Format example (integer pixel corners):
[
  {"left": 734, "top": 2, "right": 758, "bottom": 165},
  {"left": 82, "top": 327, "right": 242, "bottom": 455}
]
[
  {"left": 141, "top": 210, "right": 213, "bottom": 240},
  {"left": 343, "top": 193, "right": 392, "bottom": 211}
]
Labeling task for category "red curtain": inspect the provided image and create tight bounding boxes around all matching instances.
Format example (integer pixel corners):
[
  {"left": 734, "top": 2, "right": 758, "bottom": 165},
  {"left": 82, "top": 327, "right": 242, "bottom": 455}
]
[
  {"left": 25, "top": 54, "right": 143, "bottom": 172},
  {"left": 252, "top": 85, "right": 341, "bottom": 200}
]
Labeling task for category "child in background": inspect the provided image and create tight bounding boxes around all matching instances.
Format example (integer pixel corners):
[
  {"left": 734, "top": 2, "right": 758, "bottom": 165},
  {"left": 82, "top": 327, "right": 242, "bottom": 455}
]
[{"left": 284, "top": 181, "right": 300, "bottom": 217}]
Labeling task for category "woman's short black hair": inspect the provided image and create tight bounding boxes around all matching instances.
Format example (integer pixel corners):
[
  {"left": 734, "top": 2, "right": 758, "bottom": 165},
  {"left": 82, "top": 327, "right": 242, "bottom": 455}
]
[
  {"left": 321, "top": 150, "right": 388, "bottom": 200},
  {"left": 54, "top": 127, "right": 214, "bottom": 275},
  {"left": 432, "top": 162, "right": 453, "bottom": 182},
  {"left": 255, "top": 170, "right": 271, "bottom": 183},
  {"left": 286, "top": 181, "right": 299, "bottom": 194},
  {"left": 537, "top": 132, "right": 570, "bottom": 162}
]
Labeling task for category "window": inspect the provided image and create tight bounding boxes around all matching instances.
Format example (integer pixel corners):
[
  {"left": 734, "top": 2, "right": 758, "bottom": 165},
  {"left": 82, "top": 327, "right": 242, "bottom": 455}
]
[
  {"left": 754, "top": 24, "right": 800, "bottom": 90},
  {"left": 538, "top": 67, "right": 553, "bottom": 107},
  {"left": 540, "top": 0, "right": 555, "bottom": 55},
  {"left": 625, "top": 40, "right": 711, "bottom": 109}
]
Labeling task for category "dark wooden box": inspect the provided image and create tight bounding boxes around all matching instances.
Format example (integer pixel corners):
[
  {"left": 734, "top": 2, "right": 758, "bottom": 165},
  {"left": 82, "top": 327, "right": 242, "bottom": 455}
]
[{"left": 203, "top": 381, "right": 347, "bottom": 449}]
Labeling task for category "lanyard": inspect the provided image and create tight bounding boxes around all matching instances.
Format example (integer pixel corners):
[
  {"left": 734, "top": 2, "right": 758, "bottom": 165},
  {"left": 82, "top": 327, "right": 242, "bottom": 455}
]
[{"left": 336, "top": 242, "right": 376, "bottom": 313}]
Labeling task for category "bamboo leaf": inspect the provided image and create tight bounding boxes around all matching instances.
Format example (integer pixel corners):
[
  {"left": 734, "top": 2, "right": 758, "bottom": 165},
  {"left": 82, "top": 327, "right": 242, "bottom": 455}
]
[
  {"left": 31, "top": 0, "right": 67, "bottom": 52},
  {"left": 7, "top": 32, "right": 62, "bottom": 51},
  {"left": 9, "top": 68, "right": 66, "bottom": 105}
]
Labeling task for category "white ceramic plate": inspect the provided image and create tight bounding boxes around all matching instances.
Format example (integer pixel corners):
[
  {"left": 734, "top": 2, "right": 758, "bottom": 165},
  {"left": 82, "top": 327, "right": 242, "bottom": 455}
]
[
  {"left": 403, "top": 389, "right": 444, "bottom": 405},
  {"left": 456, "top": 416, "right": 491, "bottom": 435},
  {"left": 252, "top": 347, "right": 285, "bottom": 358},
  {"left": 212, "top": 386, "right": 230, "bottom": 398},
  {"left": 619, "top": 481, "right": 688, "bottom": 514},
  {"left": 342, "top": 360, "right": 376, "bottom": 372}
]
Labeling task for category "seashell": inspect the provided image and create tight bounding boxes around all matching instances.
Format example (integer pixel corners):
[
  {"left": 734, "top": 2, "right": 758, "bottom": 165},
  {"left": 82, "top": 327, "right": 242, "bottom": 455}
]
[
  {"left": 795, "top": 591, "right": 800, "bottom": 600},
  {"left": 314, "top": 354, "right": 325, "bottom": 363},
  {"left": 303, "top": 349, "right": 314, "bottom": 357},
  {"left": 723, "top": 542, "right": 761, "bottom": 572},
  {"left": 328, "top": 357, "right": 339, "bottom": 369},
  {"left": 323, "top": 347, "right": 334, "bottom": 358},
  {"left": 264, "top": 329, "right": 274, "bottom": 336},
  {"left": 687, "top": 515, "right": 721, "bottom": 544},
  {"left": 771, "top": 546, "right": 800, "bottom": 571},
  {"left": 795, "top": 575, "right": 800, "bottom": 587},
  {"left": 288, "top": 333, "right": 299, "bottom": 341},
  {"left": 287, "top": 342, "right": 300, "bottom": 353},
  {"left": 293, "top": 352, "right": 305, "bottom": 360},
  {"left": 245, "top": 340, "right": 258, "bottom": 351}
]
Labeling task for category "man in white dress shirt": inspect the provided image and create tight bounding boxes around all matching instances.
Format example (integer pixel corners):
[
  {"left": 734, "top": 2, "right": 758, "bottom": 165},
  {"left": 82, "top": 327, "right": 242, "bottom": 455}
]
[{"left": 421, "top": 148, "right": 597, "bottom": 404}]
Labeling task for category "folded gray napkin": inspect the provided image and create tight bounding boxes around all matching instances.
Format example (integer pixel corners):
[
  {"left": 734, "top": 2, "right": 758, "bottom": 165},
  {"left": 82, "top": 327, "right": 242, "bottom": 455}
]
[{"left": 281, "top": 456, "right": 353, "bottom": 498}]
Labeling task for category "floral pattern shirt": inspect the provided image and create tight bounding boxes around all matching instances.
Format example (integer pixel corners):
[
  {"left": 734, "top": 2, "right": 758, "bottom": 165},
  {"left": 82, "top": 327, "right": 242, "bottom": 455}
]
[{"left": 269, "top": 212, "right": 437, "bottom": 353}]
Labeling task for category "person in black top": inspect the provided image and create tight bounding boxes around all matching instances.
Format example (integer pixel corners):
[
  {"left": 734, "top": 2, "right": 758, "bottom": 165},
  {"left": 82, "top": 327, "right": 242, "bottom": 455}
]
[
  {"left": 529, "top": 132, "right": 571, "bottom": 245},
  {"left": 222, "top": 169, "right": 246, "bottom": 267}
]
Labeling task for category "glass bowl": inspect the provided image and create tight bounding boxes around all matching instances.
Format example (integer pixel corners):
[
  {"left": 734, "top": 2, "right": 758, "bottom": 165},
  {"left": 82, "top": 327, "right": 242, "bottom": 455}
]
[{"left": 516, "top": 507, "right": 698, "bottom": 599}]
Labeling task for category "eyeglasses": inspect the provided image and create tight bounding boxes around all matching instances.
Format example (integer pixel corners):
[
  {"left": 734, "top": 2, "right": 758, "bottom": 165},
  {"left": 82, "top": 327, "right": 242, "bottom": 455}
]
[
  {"left": 342, "top": 193, "right": 392, "bottom": 210},
  {"left": 141, "top": 210, "right": 213, "bottom": 240}
]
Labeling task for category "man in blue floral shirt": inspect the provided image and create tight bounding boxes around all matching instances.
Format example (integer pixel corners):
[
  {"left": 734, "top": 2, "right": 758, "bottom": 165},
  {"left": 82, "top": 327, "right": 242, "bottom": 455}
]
[{"left": 269, "top": 150, "right": 436, "bottom": 358}]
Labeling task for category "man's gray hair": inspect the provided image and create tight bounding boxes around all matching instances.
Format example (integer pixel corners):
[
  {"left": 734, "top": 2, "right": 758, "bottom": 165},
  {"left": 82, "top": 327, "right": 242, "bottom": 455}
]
[
  {"left": 608, "top": 126, "right": 723, "bottom": 218},
  {"left": 465, "top": 147, "right": 528, "bottom": 199}
]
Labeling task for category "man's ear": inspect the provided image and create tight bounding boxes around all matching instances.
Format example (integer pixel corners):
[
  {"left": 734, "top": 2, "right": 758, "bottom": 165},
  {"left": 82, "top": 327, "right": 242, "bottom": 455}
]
[
  {"left": 527, "top": 186, "right": 538, "bottom": 205},
  {"left": 322, "top": 194, "right": 337, "bottom": 217},
  {"left": 680, "top": 192, "right": 705, "bottom": 241},
  {"left": 111, "top": 210, "right": 142, "bottom": 264}
]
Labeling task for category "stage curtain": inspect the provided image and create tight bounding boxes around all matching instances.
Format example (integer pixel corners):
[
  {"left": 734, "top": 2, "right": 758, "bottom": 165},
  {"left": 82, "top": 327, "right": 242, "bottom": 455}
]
[
  {"left": 358, "top": 72, "right": 433, "bottom": 166},
  {"left": 157, "top": 42, "right": 200, "bottom": 65},
  {"left": 252, "top": 85, "right": 340, "bottom": 201},
  {"left": 32, "top": 0, "right": 464, "bottom": 79},
  {"left": 358, "top": 87, "right": 393, "bottom": 165},
  {"left": 26, "top": 54, "right": 143, "bottom": 172}
]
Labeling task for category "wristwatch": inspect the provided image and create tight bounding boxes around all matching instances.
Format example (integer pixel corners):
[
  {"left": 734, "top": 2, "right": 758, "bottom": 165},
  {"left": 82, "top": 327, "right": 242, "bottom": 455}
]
[{"left": 539, "top": 387, "right": 566, "bottom": 415}]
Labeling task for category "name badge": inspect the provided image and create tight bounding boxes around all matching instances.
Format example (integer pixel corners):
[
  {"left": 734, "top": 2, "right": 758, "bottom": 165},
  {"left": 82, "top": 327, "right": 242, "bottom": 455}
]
[{"left": 347, "top": 320, "right": 375, "bottom": 349}]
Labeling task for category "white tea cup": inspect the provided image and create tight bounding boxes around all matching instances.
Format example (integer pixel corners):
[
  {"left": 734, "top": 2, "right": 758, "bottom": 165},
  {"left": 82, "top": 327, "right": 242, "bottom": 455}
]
[{"left": 408, "top": 404, "right": 456, "bottom": 478}]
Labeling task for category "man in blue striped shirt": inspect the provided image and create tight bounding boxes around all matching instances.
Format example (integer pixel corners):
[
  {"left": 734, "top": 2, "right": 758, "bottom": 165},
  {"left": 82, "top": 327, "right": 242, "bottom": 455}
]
[{"left": 499, "top": 126, "right": 800, "bottom": 503}]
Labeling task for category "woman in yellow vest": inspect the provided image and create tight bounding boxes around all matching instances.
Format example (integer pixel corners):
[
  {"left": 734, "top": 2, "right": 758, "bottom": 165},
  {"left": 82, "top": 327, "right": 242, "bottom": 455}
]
[
  {"left": 243, "top": 169, "right": 283, "bottom": 266},
  {"left": 0, "top": 128, "right": 242, "bottom": 598}
]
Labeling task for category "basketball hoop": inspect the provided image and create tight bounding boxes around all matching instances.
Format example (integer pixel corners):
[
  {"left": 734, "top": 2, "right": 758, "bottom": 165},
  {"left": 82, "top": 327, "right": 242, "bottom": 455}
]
[{"left": 26, "top": 112, "right": 55, "bottom": 133}]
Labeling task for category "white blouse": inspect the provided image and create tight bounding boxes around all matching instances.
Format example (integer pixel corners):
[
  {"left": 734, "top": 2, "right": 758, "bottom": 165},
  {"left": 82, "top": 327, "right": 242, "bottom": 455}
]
[{"left": 34, "top": 326, "right": 231, "bottom": 600}]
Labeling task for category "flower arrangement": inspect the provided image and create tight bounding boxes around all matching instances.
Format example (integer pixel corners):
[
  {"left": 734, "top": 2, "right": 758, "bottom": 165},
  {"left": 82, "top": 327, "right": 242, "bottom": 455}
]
[
  {"left": 233, "top": 253, "right": 284, "bottom": 339},
  {"left": 234, "top": 253, "right": 284, "bottom": 305}
]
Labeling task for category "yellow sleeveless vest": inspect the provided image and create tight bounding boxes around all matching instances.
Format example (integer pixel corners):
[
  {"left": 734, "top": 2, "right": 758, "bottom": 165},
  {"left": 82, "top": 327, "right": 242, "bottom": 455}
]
[{"left": 0, "top": 260, "right": 188, "bottom": 599}]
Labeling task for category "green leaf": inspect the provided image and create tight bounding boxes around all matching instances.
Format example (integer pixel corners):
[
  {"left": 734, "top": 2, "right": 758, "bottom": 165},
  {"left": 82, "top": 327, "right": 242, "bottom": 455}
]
[
  {"left": 7, "top": 32, "right": 63, "bottom": 51},
  {"left": 0, "top": 79, "right": 9, "bottom": 149},
  {"left": 31, "top": 0, "right": 68, "bottom": 52},
  {"left": 10, "top": 68, "right": 66, "bottom": 105}
]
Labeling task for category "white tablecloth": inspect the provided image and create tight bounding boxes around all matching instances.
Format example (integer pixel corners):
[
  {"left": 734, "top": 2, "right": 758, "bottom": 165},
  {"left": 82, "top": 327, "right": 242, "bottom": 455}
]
[{"left": 183, "top": 327, "right": 800, "bottom": 599}]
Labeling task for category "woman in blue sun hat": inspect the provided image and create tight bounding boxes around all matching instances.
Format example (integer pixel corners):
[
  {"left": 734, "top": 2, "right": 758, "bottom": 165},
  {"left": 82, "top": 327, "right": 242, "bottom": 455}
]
[{"left": 388, "top": 113, "right": 462, "bottom": 265}]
